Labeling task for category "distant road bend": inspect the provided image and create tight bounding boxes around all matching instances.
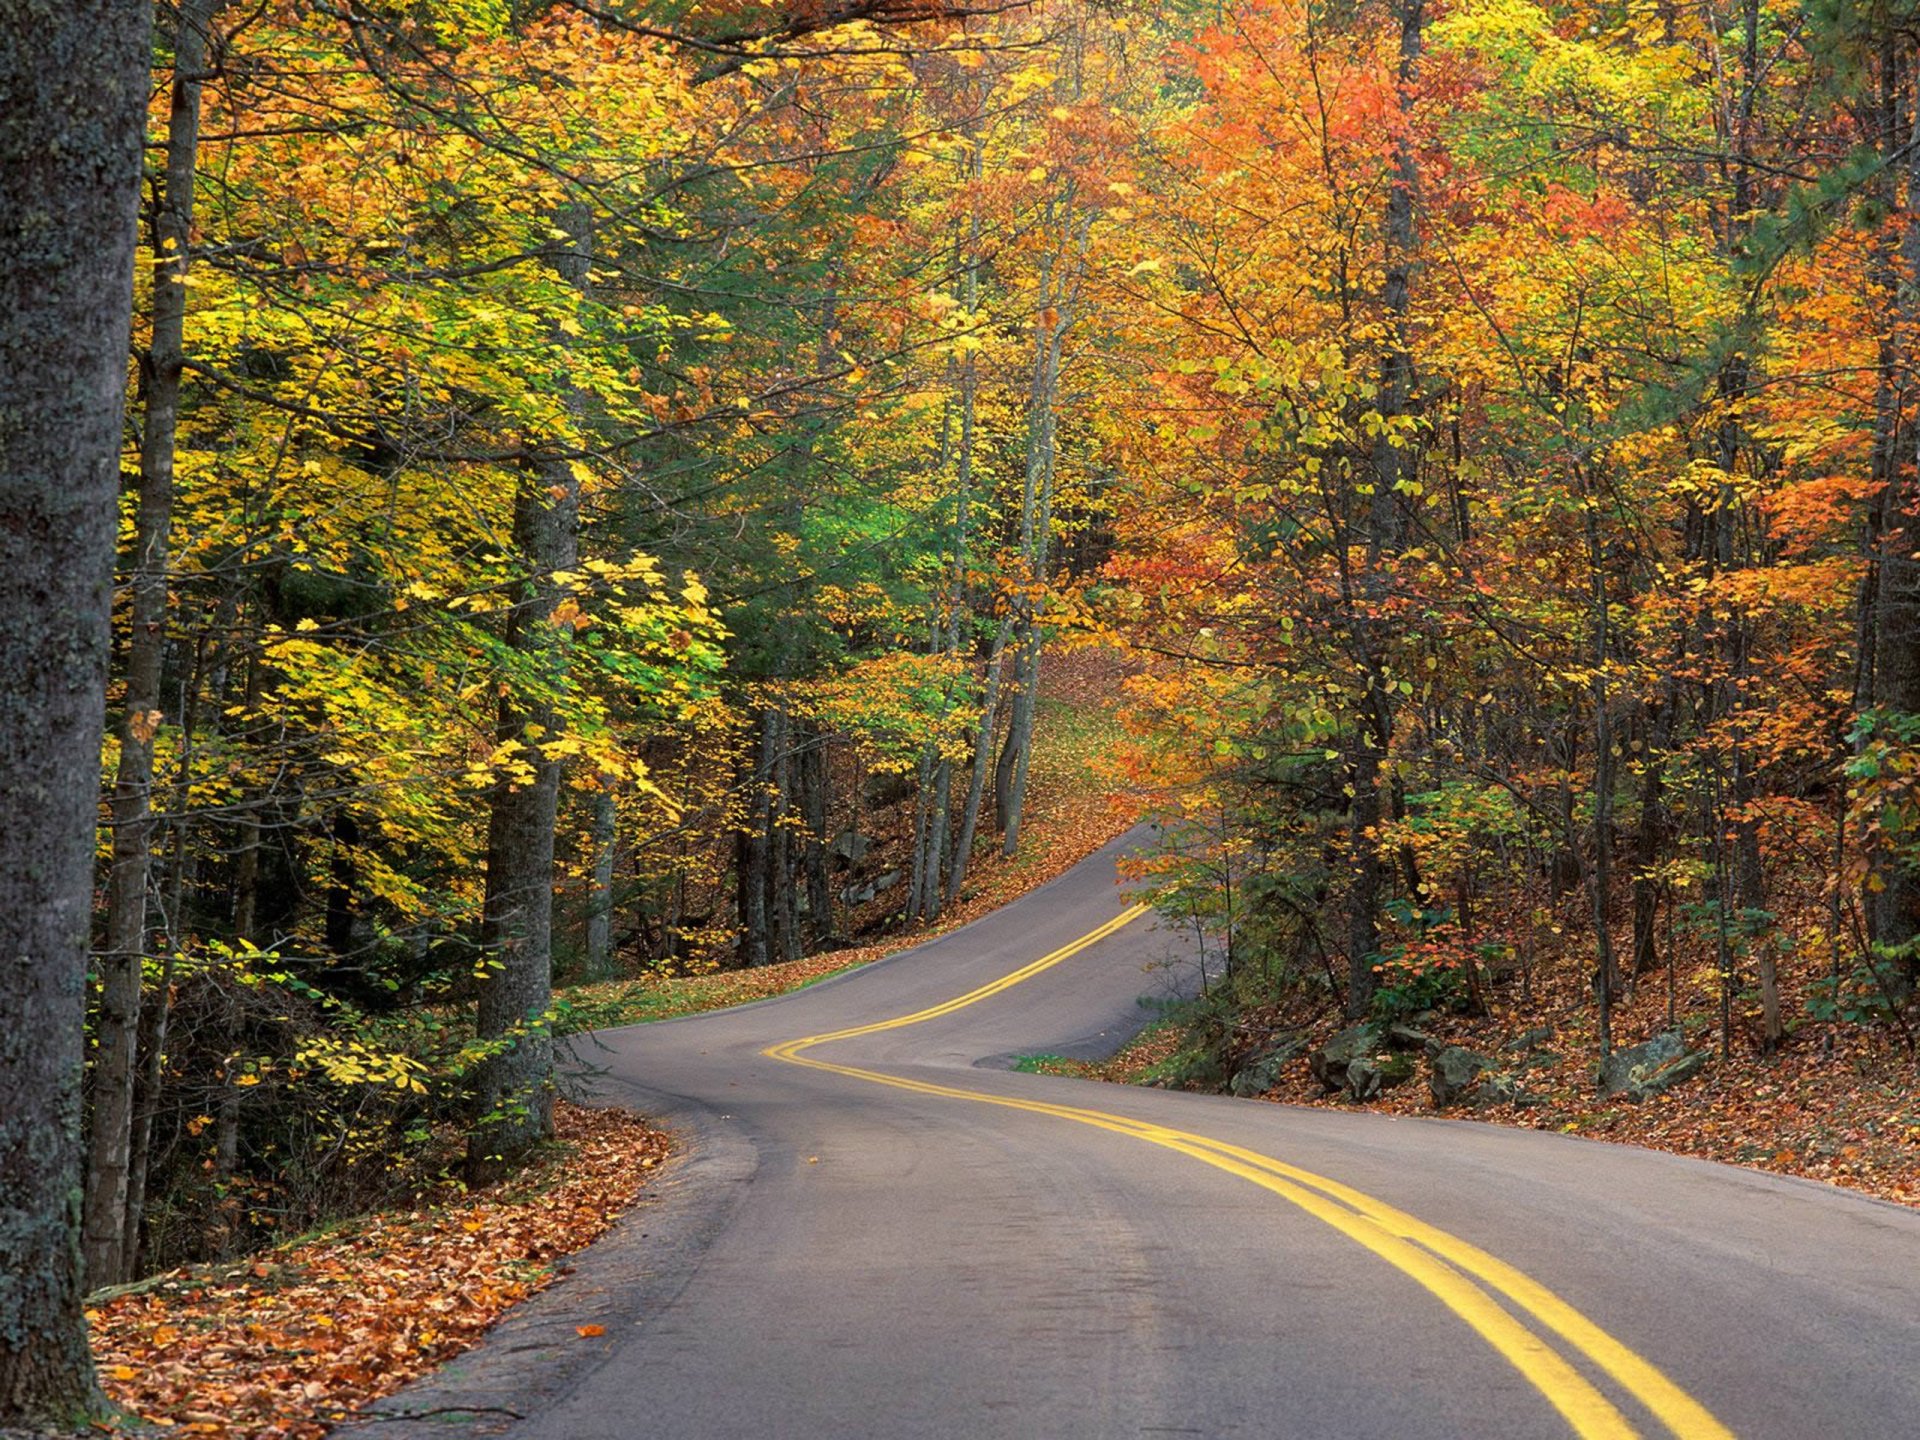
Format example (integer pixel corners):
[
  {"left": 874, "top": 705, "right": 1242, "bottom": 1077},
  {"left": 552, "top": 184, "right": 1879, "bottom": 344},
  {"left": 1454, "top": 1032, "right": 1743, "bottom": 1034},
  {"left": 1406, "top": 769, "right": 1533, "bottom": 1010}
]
[{"left": 381, "top": 832, "right": 1920, "bottom": 1439}]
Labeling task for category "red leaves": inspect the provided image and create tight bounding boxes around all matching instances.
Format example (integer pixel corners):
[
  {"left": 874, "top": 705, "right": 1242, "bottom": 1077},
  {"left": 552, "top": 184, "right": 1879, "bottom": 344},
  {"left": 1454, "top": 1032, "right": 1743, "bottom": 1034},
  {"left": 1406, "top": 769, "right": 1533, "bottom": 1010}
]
[{"left": 89, "top": 1105, "right": 672, "bottom": 1437}]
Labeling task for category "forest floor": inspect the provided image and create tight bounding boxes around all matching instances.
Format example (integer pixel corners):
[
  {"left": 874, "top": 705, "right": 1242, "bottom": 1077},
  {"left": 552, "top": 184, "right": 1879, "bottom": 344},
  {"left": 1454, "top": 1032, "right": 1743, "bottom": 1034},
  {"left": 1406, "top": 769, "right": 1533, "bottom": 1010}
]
[
  {"left": 83, "top": 646, "right": 1141, "bottom": 1438},
  {"left": 1034, "top": 954, "right": 1920, "bottom": 1211},
  {"left": 87, "top": 1104, "right": 669, "bottom": 1438}
]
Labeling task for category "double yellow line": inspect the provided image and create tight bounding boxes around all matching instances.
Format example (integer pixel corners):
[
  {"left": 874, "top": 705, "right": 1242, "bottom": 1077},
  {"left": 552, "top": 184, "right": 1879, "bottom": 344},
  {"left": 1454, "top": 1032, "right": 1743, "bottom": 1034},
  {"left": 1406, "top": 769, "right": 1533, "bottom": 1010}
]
[{"left": 765, "top": 905, "right": 1734, "bottom": 1440}]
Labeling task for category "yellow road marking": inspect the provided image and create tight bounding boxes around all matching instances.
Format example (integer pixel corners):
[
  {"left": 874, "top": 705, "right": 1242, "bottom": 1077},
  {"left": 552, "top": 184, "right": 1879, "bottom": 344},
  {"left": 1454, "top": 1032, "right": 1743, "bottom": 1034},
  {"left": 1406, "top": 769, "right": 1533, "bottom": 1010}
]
[{"left": 765, "top": 906, "right": 1735, "bottom": 1440}]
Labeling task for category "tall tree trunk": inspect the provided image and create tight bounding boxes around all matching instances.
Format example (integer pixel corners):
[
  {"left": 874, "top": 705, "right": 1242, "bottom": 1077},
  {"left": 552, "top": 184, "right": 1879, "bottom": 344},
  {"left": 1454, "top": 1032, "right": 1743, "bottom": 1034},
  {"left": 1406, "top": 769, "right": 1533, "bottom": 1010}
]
[
  {"left": 799, "top": 725, "right": 832, "bottom": 942},
  {"left": 996, "top": 238, "right": 1071, "bottom": 855},
  {"left": 948, "top": 618, "right": 1011, "bottom": 905},
  {"left": 469, "top": 207, "right": 590, "bottom": 1182},
  {"left": 736, "top": 710, "right": 775, "bottom": 967},
  {"left": 767, "top": 708, "right": 800, "bottom": 962},
  {"left": 0, "top": 0, "right": 150, "bottom": 1418},
  {"left": 922, "top": 758, "right": 952, "bottom": 924},
  {"left": 1584, "top": 485, "right": 1621, "bottom": 1058},
  {"left": 1342, "top": 0, "right": 1424, "bottom": 1022},
  {"left": 585, "top": 788, "right": 617, "bottom": 978},
  {"left": 996, "top": 631, "right": 1041, "bottom": 856},
  {"left": 1344, "top": 718, "right": 1387, "bottom": 1021},
  {"left": 1629, "top": 692, "right": 1673, "bottom": 977},
  {"left": 86, "top": 0, "right": 220, "bottom": 1290},
  {"left": 471, "top": 472, "right": 576, "bottom": 1181}
]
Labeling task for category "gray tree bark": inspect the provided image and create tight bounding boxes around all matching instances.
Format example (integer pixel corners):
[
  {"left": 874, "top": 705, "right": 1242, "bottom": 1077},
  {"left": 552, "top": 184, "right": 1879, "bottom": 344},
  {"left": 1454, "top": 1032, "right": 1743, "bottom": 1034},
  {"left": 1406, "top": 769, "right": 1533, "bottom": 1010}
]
[
  {"left": 948, "top": 618, "right": 1010, "bottom": 906},
  {"left": 585, "top": 788, "right": 617, "bottom": 978},
  {"left": 0, "top": 0, "right": 152, "bottom": 1420},
  {"left": 1871, "top": 105, "right": 1920, "bottom": 978},
  {"left": 469, "top": 210, "right": 590, "bottom": 1182},
  {"left": 87, "top": 0, "right": 222, "bottom": 1290},
  {"left": 470, "top": 471, "right": 577, "bottom": 1181}
]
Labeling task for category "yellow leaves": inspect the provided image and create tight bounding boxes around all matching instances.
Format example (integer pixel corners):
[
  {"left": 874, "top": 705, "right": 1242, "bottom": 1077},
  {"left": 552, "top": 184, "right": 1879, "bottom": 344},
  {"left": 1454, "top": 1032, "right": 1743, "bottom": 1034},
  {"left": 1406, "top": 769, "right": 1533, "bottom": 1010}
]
[{"left": 294, "top": 1036, "right": 431, "bottom": 1095}]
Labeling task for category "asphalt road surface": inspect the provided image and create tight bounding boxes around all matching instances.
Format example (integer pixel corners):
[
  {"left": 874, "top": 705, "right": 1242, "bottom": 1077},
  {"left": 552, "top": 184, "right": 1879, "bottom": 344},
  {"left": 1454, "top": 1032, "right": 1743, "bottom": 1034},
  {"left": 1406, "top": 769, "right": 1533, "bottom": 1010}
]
[{"left": 363, "top": 831, "right": 1920, "bottom": 1440}]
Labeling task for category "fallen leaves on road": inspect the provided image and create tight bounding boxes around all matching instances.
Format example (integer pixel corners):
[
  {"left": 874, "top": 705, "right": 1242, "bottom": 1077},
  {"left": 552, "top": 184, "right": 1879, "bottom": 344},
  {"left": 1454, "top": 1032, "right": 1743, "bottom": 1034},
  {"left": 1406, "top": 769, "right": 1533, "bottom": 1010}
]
[{"left": 87, "top": 1103, "right": 672, "bottom": 1437}]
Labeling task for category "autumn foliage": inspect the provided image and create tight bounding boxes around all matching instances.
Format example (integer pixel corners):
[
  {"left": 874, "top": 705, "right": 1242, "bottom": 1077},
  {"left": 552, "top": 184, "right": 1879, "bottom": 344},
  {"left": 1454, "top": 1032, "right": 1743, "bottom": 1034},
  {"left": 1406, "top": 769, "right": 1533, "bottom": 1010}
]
[{"left": 64, "top": 0, "right": 1920, "bottom": 1402}]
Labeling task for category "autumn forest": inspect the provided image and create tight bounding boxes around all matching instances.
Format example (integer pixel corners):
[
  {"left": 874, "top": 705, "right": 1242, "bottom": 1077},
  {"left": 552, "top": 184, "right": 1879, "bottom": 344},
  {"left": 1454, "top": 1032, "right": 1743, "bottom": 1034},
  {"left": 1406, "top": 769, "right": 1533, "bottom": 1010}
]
[{"left": 5, "top": 0, "right": 1920, "bottom": 1428}]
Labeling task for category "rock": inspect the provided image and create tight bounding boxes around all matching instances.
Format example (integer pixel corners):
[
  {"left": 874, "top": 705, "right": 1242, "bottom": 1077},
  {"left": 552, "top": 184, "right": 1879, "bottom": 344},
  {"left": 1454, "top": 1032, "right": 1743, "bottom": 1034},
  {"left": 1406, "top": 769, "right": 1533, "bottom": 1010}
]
[
  {"left": 1386, "top": 1023, "right": 1442, "bottom": 1057},
  {"left": 1345, "top": 1057, "right": 1384, "bottom": 1101},
  {"left": 1598, "top": 1032, "right": 1707, "bottom": 1101},
  {"left": 837, "top": 868, "right": 904, "bottom": 906},
  {"left": 1428, "top": 1045, "right": 1496, "bottom": 1107},
  {"left": 1308, "top": 1023, "right": 1382, "bottom": 1093},
  {"left": 1468, "top": 1072, "right": 1537, "bottom": 1107},
  {"left": 1228, "top": 1036, "right": 1305, "bottom": 1098},
  {"left": 862, "top": 770, "right": 916, "bottom": 808},
  {"left": 1340, "top": 1053, "right": 1413, "bottom": 1101},
  {"left": 830, "top": 830, "right": 873, "bottom": 868},
  {"left": 1505, "top": 1024, "right": 1555, "bottom": 1052},
  {"left": 1376, "top": 1052, "right": 1416, "bottom": 1087}
]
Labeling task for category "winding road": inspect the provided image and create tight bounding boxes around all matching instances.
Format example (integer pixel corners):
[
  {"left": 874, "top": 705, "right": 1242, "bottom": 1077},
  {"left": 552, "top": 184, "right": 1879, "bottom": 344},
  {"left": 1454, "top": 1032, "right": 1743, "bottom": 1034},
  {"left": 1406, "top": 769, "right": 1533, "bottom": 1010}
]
[{"left": 360, "top": 832, "right": 1920, "bottom": 1439}]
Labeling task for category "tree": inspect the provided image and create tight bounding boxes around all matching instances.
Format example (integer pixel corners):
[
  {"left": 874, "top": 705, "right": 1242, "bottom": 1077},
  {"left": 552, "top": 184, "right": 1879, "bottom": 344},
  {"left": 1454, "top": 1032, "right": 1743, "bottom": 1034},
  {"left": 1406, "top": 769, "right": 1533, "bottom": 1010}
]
[{"left": 0, "top": 0, "right": 153, "bottom": 1423}]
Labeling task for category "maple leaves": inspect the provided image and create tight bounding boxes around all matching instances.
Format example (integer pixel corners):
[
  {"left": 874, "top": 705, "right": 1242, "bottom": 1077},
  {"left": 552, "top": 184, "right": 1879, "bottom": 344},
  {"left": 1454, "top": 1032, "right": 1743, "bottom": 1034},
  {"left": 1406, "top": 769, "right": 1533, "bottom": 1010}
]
[{"left": 90, "top": 1104, "right": 670, "bottom": 1438}]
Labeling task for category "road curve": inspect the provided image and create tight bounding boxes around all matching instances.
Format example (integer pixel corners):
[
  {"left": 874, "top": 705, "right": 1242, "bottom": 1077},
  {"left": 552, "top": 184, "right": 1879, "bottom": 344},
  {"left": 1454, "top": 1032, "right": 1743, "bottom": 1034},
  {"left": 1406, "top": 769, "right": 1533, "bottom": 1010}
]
[{"left": 361, "top": 831, "right": 1920, "bottom": 1439}]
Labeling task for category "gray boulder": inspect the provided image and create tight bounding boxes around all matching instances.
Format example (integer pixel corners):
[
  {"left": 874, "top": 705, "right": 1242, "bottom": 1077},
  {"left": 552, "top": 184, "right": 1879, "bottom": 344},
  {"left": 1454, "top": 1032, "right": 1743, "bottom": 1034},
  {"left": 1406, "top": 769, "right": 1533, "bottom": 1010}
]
[
  {"left": 1308, "top": 1023, "right": 1382, "bottom": 1093},
  {"left": 1598, "top": 1032, "right": 1707, "bottom": 1101},
  {"left": 1468, "top": 1072, "right": 1538, "bottom": 1107},
  {"left": 1229, "top": 1036, "right": 1305, "bottom": 1098},
  {"left": 830, "top": 829, "right": 873, "bottom": 867},
  {"left": 1345, "top": 1057, "right": 1384, "bottom": 1101},
  {"left": 1428, "top": 1045, "right": 1496, "bottom": 1107},
  {"left": 1386, "top": 1023, "right": 1442, "bottom": 1057}
]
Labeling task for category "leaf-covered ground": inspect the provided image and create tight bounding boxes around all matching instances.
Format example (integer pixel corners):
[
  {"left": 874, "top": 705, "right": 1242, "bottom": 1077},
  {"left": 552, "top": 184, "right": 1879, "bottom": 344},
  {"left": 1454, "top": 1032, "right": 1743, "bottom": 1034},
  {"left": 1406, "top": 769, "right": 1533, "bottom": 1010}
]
[
  {"left": 88, "top": 1104, "right": 669, "bottom": 1437},
  {"left": 1065, "top": 967, "right": 1920, "bottom": 1211}
]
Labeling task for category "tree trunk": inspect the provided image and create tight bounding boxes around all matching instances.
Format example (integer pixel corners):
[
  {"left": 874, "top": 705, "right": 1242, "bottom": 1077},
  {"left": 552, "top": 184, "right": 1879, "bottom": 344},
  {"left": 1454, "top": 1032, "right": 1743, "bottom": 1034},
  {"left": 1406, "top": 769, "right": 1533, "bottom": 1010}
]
[
  {"left": 87, "top": 0, "right": 220, "bottom": 1291},
  {"left": 1344, "top": 691, "right": 1391, "bottom": 1021},
  {"left": 1338, "top": 0, "right": 1425, "bottom": 1023},
  {"left": 470, "top": 469, "right": 577, "bottom": 1181},
  {"left": 767, "top": 708, "right": 800, "bottom": 963},
  {"left": 799, "top": 725, "right": 832, "bottom": 944},
  {"left": 0, "top": 0, "right": 150, "bottom": 1418},
  {"left": 948, "top": 618, "right": 1011, "bottom": 905},
  {"left": 736, "top": 710, "right": 775, "bottom": 967},
  {"left": 997, "top": 631, "right": 1041, "bottom": 856},
  {"left": 585, "top": 788, "right": 617, "bottom": 978},
  {"left": 469, "top": 207, "right": 591, "bottom": 1182}
]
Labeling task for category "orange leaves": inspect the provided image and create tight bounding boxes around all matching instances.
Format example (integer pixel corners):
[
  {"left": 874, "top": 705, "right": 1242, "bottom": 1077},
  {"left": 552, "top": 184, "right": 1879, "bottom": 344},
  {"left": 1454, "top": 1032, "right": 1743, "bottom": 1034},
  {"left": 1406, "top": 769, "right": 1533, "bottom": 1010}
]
[{"left": 90, "top": 1105, "right": 672, "bottom": 1438}]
